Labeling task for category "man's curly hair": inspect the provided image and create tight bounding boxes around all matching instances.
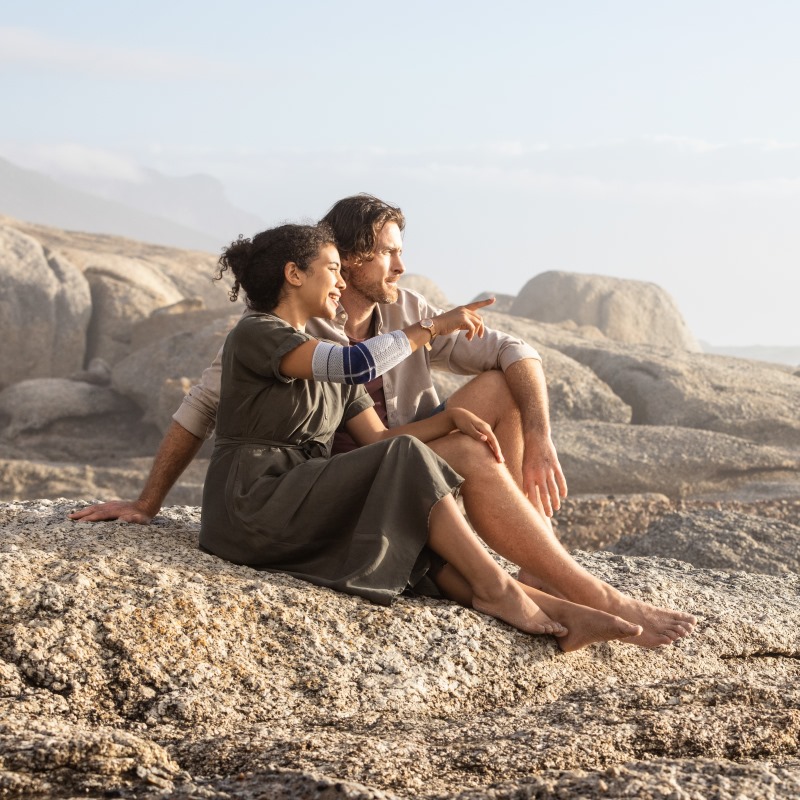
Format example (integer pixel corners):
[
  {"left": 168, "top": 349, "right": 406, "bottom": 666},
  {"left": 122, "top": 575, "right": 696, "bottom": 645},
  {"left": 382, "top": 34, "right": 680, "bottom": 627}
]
[{"left": 320, "top": 194, "right": 405, "bottom": 263}]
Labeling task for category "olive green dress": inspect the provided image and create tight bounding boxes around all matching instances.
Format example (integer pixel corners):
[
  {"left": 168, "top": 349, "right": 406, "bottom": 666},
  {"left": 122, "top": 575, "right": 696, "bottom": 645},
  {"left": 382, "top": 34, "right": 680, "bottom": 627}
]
[{"left": 199, "top": 313, "right": 463, "bottom": 605}]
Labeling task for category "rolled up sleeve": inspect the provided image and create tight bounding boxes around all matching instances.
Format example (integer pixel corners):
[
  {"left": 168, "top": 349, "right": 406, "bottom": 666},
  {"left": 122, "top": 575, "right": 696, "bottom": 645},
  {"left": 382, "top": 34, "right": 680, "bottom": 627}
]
[{"left": 172, "top": 349, "right": 223, "bottom": 440}]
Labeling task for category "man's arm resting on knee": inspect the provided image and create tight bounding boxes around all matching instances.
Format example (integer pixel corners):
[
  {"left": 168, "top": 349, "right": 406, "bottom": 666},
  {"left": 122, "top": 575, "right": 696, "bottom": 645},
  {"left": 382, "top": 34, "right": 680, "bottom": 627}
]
[
  {"left": 504, "top": 358, "right": 568, "bottom": 516},
  {"left": 69, "top": 421, "right": 204, "bottom": 524}
]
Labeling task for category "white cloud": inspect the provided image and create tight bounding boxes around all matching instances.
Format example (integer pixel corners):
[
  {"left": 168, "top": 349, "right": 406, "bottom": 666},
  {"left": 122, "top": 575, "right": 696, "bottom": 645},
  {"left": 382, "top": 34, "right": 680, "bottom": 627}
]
[{"left": 0, "top": 26, "right": 238, "bottom": 80}]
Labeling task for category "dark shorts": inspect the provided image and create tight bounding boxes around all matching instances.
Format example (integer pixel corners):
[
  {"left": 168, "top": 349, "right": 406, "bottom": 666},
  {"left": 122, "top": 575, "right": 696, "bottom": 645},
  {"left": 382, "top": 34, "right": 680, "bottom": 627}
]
[{"left": 426, "top": 398, "right": 447, "bottom": 418}]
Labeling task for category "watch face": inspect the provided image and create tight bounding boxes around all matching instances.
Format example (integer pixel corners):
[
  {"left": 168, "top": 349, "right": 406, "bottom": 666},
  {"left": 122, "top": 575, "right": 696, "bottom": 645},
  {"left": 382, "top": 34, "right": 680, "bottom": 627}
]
[{"left": 421, "top": 319, "right": 433, "bottom": 329}]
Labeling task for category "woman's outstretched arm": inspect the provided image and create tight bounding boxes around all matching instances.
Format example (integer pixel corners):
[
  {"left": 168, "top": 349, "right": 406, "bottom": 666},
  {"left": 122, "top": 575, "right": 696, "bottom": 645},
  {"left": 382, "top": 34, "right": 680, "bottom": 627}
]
[
  {"left": 344, "top": 405, "right": 504, "bottom": 464},
  {"left": 279, "top": 299, "right": 495, "bottom": 383}
]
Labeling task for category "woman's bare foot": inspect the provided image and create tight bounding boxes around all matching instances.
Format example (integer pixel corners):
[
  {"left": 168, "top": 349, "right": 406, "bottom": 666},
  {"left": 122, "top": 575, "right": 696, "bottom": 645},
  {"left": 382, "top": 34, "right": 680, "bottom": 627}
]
[
  {"left": 516, "top": 569, "right": 697, "bottom": 649},
  {"left": 472, "top": 579, "right": 568, "bottom": 638}
]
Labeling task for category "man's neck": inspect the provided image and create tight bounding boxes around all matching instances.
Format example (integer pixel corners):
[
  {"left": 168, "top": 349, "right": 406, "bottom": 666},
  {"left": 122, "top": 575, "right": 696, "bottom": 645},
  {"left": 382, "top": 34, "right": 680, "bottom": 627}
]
[{"left": 341, "top": 290, "right": 378, "bottom": 339}]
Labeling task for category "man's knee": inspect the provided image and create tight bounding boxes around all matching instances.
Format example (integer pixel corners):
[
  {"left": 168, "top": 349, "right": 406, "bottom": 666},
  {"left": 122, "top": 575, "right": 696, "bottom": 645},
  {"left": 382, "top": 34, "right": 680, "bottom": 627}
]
[
  {"left": 448, "top": 370, "right": 519, "bottom": 423},
  {"left": 431, "top": 432, "right": 502, "bottom": 477}
]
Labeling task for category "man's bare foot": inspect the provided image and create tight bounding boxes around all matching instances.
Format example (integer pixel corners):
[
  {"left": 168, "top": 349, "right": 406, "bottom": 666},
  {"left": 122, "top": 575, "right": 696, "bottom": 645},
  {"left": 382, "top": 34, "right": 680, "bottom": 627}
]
[
  {"left": 603, "top": 592, "right": 697, "bottom": 649},
  {"left": 472, "top": 580, "right": 568, "bottom": 638},
  {"left": 516, "top": 570, "right": 697, "bottom": 649},
  {"left": 516, "top": 568, "right": 566, "bottom": 599},
  {"left": 521, "top": 587, "right": 643, "bottom": 652}
]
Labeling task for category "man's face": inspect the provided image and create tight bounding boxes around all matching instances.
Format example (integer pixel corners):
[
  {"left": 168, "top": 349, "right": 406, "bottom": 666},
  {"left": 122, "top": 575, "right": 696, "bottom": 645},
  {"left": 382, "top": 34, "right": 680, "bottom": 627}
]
[{"left": 342, "top": 221, "right": 405, "bottom": 304}]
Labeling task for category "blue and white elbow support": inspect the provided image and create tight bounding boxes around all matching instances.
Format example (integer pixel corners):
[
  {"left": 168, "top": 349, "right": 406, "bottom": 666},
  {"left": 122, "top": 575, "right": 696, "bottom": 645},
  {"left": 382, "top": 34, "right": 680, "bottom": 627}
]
[{"left": 311, "top": 331, "right": 412, "bottom": 385}]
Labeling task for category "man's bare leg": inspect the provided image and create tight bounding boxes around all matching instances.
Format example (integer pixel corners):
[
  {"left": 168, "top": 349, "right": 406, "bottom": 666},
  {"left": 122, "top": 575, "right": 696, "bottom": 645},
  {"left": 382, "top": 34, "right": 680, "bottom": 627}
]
[
  {"left": 445, "top": 370, "right": 564, "bottom": 541},
  {"left": 434, "top": 559, "right": 642, "bottom": 652},
  {"left": 445, "top": 370, "right": 526, "bottom": 486},
  {"left": 427, "top": 435, "right": 697, "bottom": 649},
  {"left": 427, "top": 495, "right": 566, "bottom": 639}
]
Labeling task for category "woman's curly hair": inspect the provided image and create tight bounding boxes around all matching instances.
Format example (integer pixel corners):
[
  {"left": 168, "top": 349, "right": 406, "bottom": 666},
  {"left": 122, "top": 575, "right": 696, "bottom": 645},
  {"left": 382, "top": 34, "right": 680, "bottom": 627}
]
[{"left": 214, "top": 223, "right": 336, "bottom": 312}]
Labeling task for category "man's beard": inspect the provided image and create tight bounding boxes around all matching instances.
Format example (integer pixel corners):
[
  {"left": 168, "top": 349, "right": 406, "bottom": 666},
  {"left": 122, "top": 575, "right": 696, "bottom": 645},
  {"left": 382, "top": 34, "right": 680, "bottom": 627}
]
[{"left": 344, "top": 268, "right": 399, "bottom": 304}]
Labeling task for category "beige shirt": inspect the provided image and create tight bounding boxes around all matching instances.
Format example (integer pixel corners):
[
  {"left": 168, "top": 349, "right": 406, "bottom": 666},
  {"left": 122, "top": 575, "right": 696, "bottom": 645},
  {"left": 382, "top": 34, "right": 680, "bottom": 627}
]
[{"left": 173, "top": 288, "right": 541, "bottom": 440}]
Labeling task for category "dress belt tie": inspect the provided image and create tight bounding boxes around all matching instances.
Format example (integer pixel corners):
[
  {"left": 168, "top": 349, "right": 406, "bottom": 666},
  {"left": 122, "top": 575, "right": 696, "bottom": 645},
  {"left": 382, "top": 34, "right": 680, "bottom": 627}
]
[{"left": 214, "top": 435, "right": 327, "bottom": 458}]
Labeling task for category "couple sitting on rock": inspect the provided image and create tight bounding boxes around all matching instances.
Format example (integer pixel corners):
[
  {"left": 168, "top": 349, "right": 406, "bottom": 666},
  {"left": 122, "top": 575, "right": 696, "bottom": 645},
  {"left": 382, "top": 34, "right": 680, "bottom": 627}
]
[{"left": 72, "top": 194, "right": 696, "bottom": 651}]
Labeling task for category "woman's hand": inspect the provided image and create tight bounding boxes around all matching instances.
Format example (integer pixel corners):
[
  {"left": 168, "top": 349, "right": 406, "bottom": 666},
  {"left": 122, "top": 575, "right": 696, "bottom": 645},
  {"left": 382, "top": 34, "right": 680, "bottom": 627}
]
[
  {"left": 432, "top": 297, "right": 495, "bottom": 340},
  {"left": 449, "top": 407, "right": 504, "bottom": 463}
]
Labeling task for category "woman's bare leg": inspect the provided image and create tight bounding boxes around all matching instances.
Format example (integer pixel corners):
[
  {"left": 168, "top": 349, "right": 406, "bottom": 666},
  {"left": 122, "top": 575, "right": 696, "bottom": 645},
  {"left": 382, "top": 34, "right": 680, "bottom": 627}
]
[
  {"left": 427, "top": 436, "right": 697, "bottom": 649},
  {"left": 427, "top": 495, "right": 566, "bottom": 638}
]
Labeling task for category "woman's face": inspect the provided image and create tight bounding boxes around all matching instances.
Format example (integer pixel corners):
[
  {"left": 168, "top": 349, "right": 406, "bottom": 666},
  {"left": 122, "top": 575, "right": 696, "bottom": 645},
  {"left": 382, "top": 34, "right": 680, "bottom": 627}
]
[{"left": 298, "top": 243, "right": 345, "bottom": 319}]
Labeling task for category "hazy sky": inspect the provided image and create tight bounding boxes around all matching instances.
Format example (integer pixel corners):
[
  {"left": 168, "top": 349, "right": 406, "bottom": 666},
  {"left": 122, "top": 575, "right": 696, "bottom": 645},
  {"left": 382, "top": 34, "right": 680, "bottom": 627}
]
[{"left": 2, "top": 0, "right": 799, "bottom": 346}]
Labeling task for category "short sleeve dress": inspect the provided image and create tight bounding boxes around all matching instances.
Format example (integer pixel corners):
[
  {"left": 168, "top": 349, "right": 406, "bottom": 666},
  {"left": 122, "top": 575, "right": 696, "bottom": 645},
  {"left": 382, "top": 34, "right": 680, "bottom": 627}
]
[{"left": 199, "top": 313, "right": 464, "bottom": 605}]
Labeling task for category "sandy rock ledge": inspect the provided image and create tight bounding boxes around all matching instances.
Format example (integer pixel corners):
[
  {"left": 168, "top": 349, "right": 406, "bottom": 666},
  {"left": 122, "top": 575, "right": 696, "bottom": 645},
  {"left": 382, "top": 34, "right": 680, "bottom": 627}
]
[{"left": 1, "top": 499, "right": 798, "bottom": 799}]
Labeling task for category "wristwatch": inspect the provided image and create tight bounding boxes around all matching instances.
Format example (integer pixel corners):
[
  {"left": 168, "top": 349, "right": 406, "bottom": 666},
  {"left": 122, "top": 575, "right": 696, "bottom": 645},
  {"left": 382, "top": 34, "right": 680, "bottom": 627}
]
[{"left": 419, "top": 318, "right": 436, "bottom": 351}]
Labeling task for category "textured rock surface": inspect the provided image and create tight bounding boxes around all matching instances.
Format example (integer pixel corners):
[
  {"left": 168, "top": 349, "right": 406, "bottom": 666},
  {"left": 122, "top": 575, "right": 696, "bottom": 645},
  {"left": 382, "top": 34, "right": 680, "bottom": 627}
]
[
  {"left": 112, "top": 314, "right": 237, "bottom": 432},
  {"left": 398, "top": 274, "right": 450, "bottom": 309},
  {"left": 4, "top": 216, "right": 230, "bottom": 310},
  {"left": 612, "top": 507, "right": 800, "bottom": 575},
  {"left": 84, "top": 256, "right": 185, "bottom": 365},
  {"left": 1, "top": 499, "right": 798, "bottom": 799},
  {"left": 553, "top": 420, "right": 799, "bottom": 499},
  {"left": 0, "top": 225, "right": 91, "bottom": 388},
  {"left": 511, "top": 270, "right": 700, "bottom": 351},
  {"left": 0, "top": 377, "right": 137, "bottom": 437},
  {"left": 561, "top": 340, "right": 800, "bottom": 449}
]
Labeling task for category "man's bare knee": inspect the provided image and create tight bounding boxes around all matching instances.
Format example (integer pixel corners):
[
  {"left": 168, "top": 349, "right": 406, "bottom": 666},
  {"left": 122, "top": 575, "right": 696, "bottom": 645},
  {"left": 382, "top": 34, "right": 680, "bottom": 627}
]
[
  {"left": 430, "top": 433, "right": 504, "bottom": 479},
  {"left": 448, "top": 370, "right": 517, "bottom": 422}
]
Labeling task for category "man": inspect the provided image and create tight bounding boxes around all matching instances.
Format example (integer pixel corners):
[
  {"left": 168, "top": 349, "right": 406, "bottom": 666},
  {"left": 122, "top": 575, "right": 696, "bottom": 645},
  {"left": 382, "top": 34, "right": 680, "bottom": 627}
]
[
  {"left": 73, "top": 193, "right": 567, "bottom": 525},
  {"left": 72, "top": 194, "right": 696, "bottom": 648}
]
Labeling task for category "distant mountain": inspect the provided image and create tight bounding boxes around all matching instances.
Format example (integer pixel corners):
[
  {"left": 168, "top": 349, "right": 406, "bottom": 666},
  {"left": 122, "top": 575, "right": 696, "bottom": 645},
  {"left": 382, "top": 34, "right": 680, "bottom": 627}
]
[
  {"left": 0, "top": 157, "right": 249, "bottom": 252},
  {"left": 59, "top": 167, "right": 264, "bottom": 245}
]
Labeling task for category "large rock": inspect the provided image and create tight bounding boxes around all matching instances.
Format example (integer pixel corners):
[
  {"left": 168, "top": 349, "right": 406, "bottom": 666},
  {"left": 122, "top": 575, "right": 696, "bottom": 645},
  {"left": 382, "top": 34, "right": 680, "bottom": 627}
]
[
  {"left": 511, "top": 271, "right": 701, "bottom": 351},
  {"left": 111, "top": 314, "right": 238, "bottom": 432},
  {"left": 5, "top": 217, "right": 230, "bottom": 311},
  {"left": 0, "top": 226, "right": 91, "bottom": 388},
  {"left": 0, "top": 500, "right": 798, "bottom": 798},
  {"left": 399, "top": 275, "right": 450, "bottom": 309},
  {"left": 612, "top": 508, "right": 800, "bottom": 575},
  {"left": 540, "top": 347, "right": 630, "bottom": 422},
  {"left": 130, "top": 300, "right": 239, "bottom": 352},
  {"left": 84, "top": 256, "right": 185, "bottom": 365},
  {"left": 432, "top": 346, "right": 630, "bottom": 424},
  {"left": 561, "top": 341, "right": 800, "bottom": 448},
  {"left": 0, "top": 378, "right": 136, "bottom": 437},
  {"left": 553, "top": 420, "right": 799, "bottom": 499}
]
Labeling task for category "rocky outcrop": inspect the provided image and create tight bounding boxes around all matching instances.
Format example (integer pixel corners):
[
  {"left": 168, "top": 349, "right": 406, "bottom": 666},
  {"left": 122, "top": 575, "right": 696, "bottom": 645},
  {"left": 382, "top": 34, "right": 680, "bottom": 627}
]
[
  {"left": 611, "top": 507, "right": 800, "bottom": 575},
  {"left": 511, "top": 271, "right": 701, "bottom": 351},
  {"left": 0, "top": 378, "right": 136, "bottom": 437},
  {"left": 1, "top": 499, "right": 798, "bottom": 799},
  {"left": 554, "top": 420, "right": 799, "bottom": 499},
  {"left": 84, "top": 256, "right": 186, "bottom": 365},
  {"left": 111, "top": 314, "right": 238, "bottom": 432},
  {"left": 0, "top": 217, "right": 232, "bottom": 371},
  {"left": 399, "top": 275, "right": 450, "bottom": 309},
  {"left": 0, "top": 226, "right": 91, "bottom": 388},
  {"left": 560, "top": 341, "right": 800, "bottom": 448}
]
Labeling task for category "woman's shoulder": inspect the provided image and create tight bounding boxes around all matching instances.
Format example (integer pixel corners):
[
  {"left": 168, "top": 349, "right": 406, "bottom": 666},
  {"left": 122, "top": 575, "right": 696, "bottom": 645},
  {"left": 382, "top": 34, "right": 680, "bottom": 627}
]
[
  {"left": 233, "top": 312, "right": 297, "bottom": 340},
  {"left": 228, "top": 312, "right": 311, "bottom": 365}
]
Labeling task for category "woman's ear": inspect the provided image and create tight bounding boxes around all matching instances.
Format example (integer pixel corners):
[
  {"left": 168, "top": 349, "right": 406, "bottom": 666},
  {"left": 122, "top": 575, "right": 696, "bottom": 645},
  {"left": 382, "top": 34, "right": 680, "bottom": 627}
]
[{"left": 284, "top": 261, "right": 304, "bottom": 287}]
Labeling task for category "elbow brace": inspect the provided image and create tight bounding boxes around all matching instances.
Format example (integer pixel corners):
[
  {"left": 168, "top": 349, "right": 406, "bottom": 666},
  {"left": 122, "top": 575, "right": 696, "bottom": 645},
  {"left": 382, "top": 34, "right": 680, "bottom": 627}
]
[{"left": 311, "top": 331, "right": 412, "bottom": 385}]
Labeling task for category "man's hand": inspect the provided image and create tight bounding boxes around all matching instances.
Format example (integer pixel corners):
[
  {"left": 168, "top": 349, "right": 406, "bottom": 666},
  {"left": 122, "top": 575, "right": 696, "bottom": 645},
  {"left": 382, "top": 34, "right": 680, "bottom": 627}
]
[
  {"left": 69, "top": 500, "right": 156, "bottom": 525},
  {"left": 522, "top": 433, "right": 568, "bottom": 517},
  {"left": 433, "top": 298, "right": 495, "bottom": 340}
]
